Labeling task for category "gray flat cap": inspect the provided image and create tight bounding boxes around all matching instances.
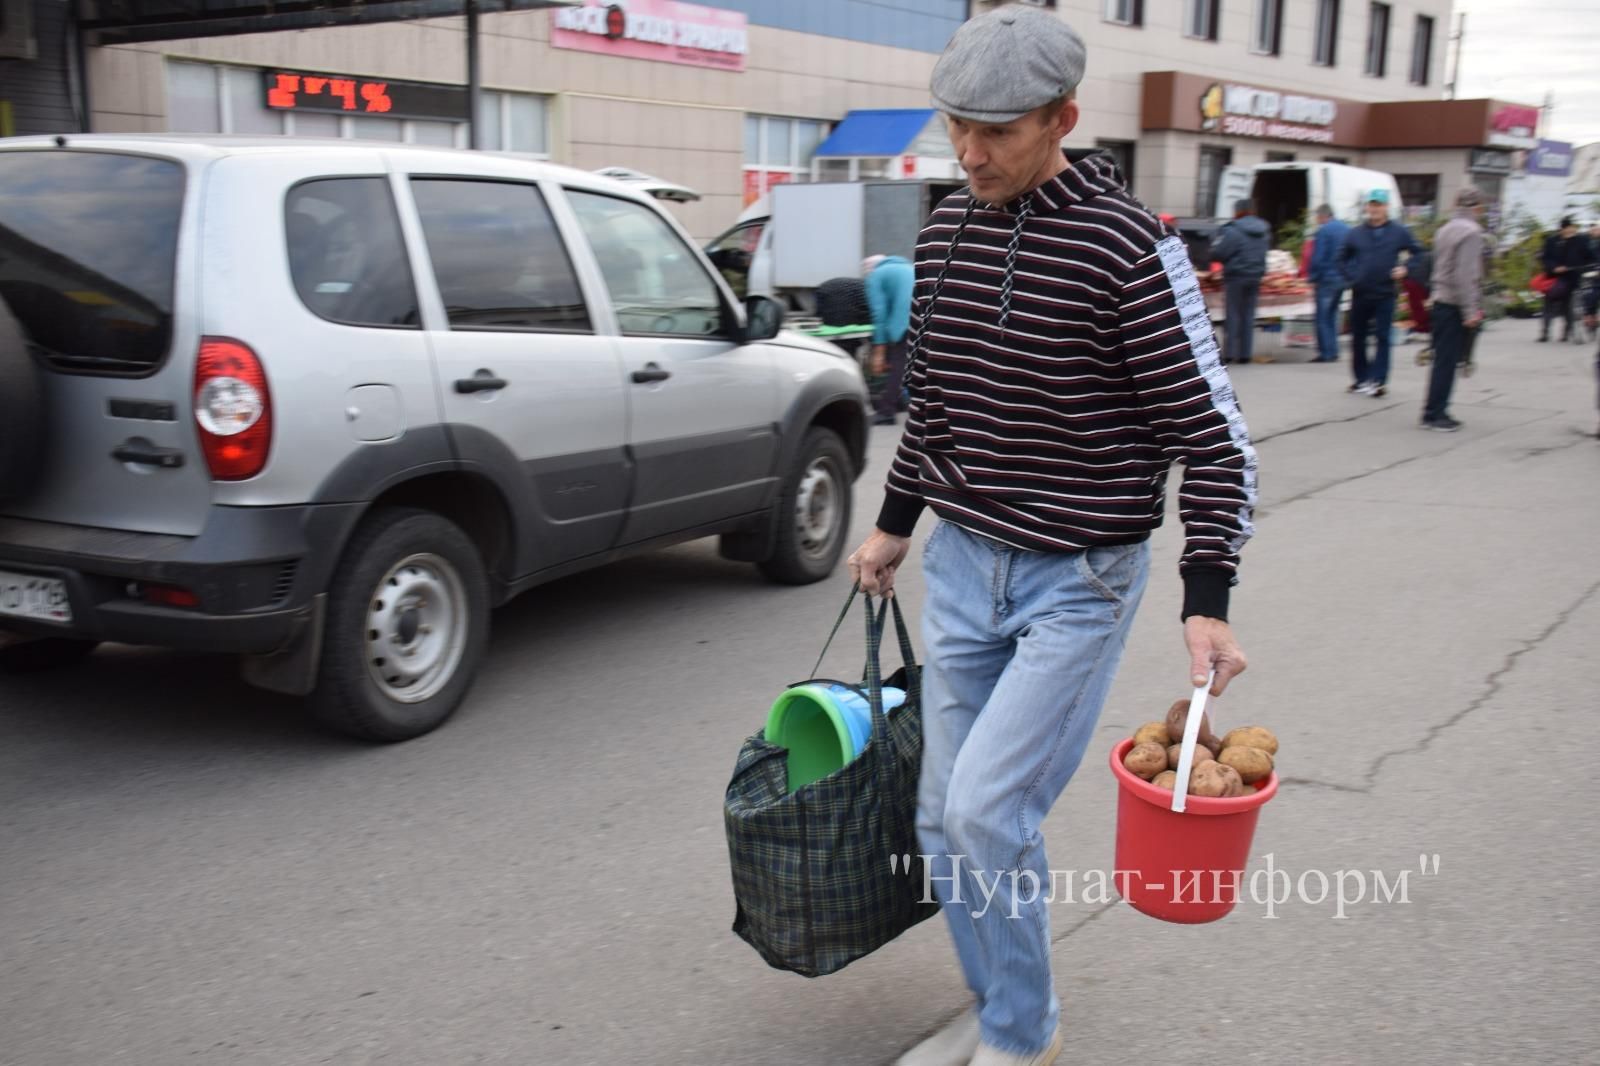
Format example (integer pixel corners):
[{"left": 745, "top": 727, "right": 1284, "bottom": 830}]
[{"left": 931, "top": 6, "right": 1087, "bottom": 124}]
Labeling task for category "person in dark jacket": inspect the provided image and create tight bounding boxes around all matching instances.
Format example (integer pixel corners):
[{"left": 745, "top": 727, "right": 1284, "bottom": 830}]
[
  {"left": 1338, "top": 189, "right": 1420, "bottom": 397},
  {"left": 1539, "top": 217, "right": 1595, "bottom": 343},
  {"left": 1307, "top": 204, "right": 1349, "bottom": 362},
  {"left": 1583, "top": 277, "right": 1600, "bottom": 437},
  {"left": 1208, "top": 199, "right": 1272, "bottom": 365}
]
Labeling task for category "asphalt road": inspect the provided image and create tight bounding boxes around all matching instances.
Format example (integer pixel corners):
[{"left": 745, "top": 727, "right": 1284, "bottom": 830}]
[{"left": 3, "top": 325, "right": 1597, "bottom": 1065}]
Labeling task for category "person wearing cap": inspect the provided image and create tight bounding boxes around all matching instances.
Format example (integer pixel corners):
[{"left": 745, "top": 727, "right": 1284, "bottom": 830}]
[
  {"left": 844, "top": 9, "right": 1255, "bottom": 1066},
  {"left": 1307, "top": 204, "right": 1350, "bottom": 363},
  {"left": 863, "top": 253, "right": 916, "bottom": 425},
  {"left": 1539, "top": 216, "right": 1594, "bottom": 343},
  {"left": 1421, "top": 186, "right": 1488, "bottom": 431},
  {"left": 1336, "top": 188, "right": 1420, "bottom": 397}
]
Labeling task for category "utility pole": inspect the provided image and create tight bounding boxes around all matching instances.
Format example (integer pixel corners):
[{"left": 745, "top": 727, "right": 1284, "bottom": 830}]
[{"left": 1444, "top": 12, "right": 1465, "bottom": 100}]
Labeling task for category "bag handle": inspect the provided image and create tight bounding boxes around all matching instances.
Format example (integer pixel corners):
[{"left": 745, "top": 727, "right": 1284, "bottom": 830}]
[{"left": 809, "top": 581, "right": 862, "bottom": 681}]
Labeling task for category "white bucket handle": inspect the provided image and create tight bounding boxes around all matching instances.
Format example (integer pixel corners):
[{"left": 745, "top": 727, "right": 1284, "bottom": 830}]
[{"left": 1170, "top": 671, "right": 1216, "bottom": 814}]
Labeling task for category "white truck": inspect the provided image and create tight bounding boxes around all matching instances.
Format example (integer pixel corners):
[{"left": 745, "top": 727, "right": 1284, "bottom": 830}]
[{"left": 705, "top": 179, "right": 964, "bottom": 313}]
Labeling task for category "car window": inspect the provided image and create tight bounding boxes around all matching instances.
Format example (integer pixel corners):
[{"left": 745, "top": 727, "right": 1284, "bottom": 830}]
[
  {"left": 410, "top": 179, "right": 591, "bottom": 333},
  {"left": 708, "top": 221, "right": 764, "bottom": 257},
  {"left": 0, "top": 150, "right": 183, "bottom": 373},
  {"left": 286, "top": 178, "right": 420, "bottom": 329},
  {"left": 566, "top": 190, "right": 724, "bottom": 338}
]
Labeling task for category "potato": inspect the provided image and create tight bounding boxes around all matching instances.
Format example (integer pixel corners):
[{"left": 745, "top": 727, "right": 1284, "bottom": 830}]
[
  {"left": 1133, "top": 722, "right": 1170, "bottom": 747},
  {"left": 1165, "top": 698, "right": 1223, "bottom": 751},
  {"left": 1189, "top": 761, "right": 1243, "bottom": 798},
  {"left": 1124, "top": 742, "right": 1168, "bottom": 780},
  {"left": 1219, "top": 746, "right": 1274, "bottom": 784},
  {"left": 1168, "top": 742, "right": 1215, "bottom": 769},
  {"left": 1221, "top": 726, "right": 1279, "bottom": 756},
  {"left": 1151, "top": 770, "right": 1178, "bottom": 790}
]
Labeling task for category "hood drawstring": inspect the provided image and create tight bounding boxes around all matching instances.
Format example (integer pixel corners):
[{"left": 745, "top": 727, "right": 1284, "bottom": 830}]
[
  {"left": 998, "top": 194, "right": 1033, "bottom": 336},
  {"left": 903, "top": 198, "right": 977, "bottom": 388}
]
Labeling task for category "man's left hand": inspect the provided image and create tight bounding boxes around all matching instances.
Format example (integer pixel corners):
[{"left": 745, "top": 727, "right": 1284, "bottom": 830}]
[
  {"left": 869, "top": 345, "right": 888, "bottom": 376},
  {"left": 1391, "top": 266, "right": 1407, "bottom": 281},
  {"left": 1184, "top": 616, "right": 1248, "bottom": 696}
]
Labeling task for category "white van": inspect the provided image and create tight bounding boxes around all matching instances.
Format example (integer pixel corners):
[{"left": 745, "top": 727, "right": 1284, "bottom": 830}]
[{"left": 1216, "top": 162, "right": 1404, "bottom": 231}]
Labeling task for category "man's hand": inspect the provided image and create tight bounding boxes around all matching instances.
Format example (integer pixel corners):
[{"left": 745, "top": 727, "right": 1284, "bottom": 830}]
[
  {"left": 869, "top": 344, "right": 888, "bottom": 377},
  {"left": 1184, "top": 616, "right": 1248, "bottom": 697},
  {"left": 1556, "top": 265, "right": 1569, "bottom": 274},
  {"left": 847, "top": 529, "right": 911, "bottom": 597},
  {"left": 1469, "top": 310, "right": 1485, "bottom": 329},
  {"left": 1390, "top": 266, "right": 1407, "bottom": 281}
]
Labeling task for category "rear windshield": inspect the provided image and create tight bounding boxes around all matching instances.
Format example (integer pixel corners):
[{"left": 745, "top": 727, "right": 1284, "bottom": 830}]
[{"left": 0, "top": 150, "right": 185, "bottom": 374}]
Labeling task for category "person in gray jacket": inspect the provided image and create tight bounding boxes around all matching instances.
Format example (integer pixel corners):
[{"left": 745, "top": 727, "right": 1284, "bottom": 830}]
[
  {"left": 1208, "top": 199, "right": 1272, "bottom": 365},
  {"left": 1421, "top": 186, "right": 1487, "bottom": 431}
]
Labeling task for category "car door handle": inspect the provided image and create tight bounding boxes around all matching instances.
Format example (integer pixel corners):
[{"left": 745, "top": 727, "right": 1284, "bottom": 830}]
[
  {"left": 112, "top": 443, "right": 185, "bottom": 468},
  {"left": 454, "top": 374, "right": 508, "bottom": 394},
  {"left": 632, "top": 363, "right": 672, "bottom": 384}
]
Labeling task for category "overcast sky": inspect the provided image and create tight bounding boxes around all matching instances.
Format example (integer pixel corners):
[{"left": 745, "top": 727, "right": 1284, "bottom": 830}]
[{"left": 1451, "top": 0, "right": 1600, "bottom": 147}]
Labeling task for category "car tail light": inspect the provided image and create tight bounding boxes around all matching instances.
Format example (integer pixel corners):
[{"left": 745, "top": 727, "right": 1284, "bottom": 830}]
[{"left": 194, "top": 338, "right": 272, "bottom": 481}]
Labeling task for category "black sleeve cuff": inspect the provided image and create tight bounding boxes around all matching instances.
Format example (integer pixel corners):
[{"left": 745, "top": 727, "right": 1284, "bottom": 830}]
[
  {"left": 876, "top": 490, "right": 926, "bottom": 538},
  {"left": 1181, "top": 568, "right": 1232, "bottom": 623}
]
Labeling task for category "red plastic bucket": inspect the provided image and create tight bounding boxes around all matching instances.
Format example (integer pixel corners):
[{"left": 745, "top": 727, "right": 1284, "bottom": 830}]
[{"left": 1109, "top": 737, "right": 1279, "bottom": 924}]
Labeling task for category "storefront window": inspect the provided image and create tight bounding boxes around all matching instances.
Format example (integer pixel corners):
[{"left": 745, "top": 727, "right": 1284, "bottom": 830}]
[
  {"left": 1095, "top": 139, "right": 1136, "bottom": 192},
  {"left": 1197, "top": 145, "right": 1233, "bottom": 217},
  {"left": 743, "top": 114, "right": 828, "bottom": 203},
  {"left": 1396, "top": 174, "right": 1439, "bottom": 220}
]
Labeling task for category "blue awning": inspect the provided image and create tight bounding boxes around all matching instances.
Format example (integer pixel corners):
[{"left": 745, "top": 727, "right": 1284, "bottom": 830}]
[{"left": 814, "top": 109, "right": 937, "bottom": 159}]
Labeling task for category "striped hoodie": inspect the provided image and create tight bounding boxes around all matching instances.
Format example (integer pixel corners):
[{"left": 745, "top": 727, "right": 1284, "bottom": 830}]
[{"left": 877, "top": 150, "right": 1258, "bottom": 621}]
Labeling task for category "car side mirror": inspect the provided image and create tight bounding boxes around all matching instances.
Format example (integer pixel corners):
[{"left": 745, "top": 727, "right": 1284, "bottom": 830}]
[{"left": 742, "top": 296, "right": 785, "bottom": 343}]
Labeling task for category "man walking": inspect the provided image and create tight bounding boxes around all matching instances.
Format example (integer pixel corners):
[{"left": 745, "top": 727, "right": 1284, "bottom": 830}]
[
  {"left": 1208, "top": 199, "right": 1272, "bottom": 365},
  {"left": 1339, "top": 189, "right": 1419, "bottom": 397},
  {"left": 1539, "top": 217, "right": 1594, "bottom": 343},
  {"left": 1421, "top": 187, "right": 1487, "bottom": 432},
  {"left": 1307, "top": 204, "right": 1349, "bottom": 363},
  {"left": 846, "top": 8, "right": 1255, "bottom": 1065},
  {"left": 864, "top": 253, "right": 916, "bottom": 426}
]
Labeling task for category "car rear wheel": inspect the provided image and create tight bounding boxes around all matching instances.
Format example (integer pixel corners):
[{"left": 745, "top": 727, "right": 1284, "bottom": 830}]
[
  {"left": 310, "top": 507, "right": 489, "bottom": 742},
  {"left": 0, "top": 297, "right": 45, "bottom": 505},
  {"left": 758, "top": 427, "right": 853, "bottom": 585}
]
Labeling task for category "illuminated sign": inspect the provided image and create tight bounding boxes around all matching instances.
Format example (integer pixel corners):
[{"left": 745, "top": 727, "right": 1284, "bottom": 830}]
[
  {"left": 1199, "top": 82, "right": 1338, "bottom": 144},
  {"left": 263, "top": 70, "right": 467, "bottom": 122},
  {"left": 552, "top": 1, "right": 748, "bottom": 72}
]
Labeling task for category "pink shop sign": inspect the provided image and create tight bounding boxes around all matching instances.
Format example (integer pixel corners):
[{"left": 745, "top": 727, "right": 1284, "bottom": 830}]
[{"left": 551, "top": 1, "right": 749, "bottom": 72}]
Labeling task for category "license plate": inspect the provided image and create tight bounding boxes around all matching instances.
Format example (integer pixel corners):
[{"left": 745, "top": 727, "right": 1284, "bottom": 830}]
[{"left": 0, "top": 569, "right": 73, "bottom": 625}]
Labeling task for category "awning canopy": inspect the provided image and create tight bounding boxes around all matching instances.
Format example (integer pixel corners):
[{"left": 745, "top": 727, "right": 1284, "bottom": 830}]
[
  {"left": 77, "top": 0, "right": 575, "bottom": 45},
  {"left": 814, "top": 109, "right": 938, "bottom": 159}
]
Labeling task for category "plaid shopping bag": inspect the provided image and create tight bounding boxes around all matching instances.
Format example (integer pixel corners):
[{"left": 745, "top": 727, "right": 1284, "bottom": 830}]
[{"left": 723, "top": 587, "right": 939, "bottom": 977}]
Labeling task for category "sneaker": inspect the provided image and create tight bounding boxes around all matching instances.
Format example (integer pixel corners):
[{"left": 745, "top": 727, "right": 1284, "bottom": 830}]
[
  {"left": 895, "top": 1010, "right": 982, "bottom": 1066},
  {"left": 1416, "top": 347, "right": 1433, "bottom": 366},
  {"left": 1372, "top": 384, "right": 1387, "bottom": 397},
  {"left": 969, "top": 1028, "right": 1064, "bottom": 1066},
  {"left": 1422, "top": 416, "right": 1462, "bottom": 432},
  {"left": 873, "top": 414, "right": 898, "bottom": 426},
  {"left": 1349, "top": 381, "right": 1374, "bottom": 394}
]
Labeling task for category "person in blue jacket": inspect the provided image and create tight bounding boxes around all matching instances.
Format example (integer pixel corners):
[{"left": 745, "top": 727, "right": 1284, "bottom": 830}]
[
  {"left": 863, "top": 254, "right": 915, "bottom": 426},
  {"left": 1338, "top": 189, "right": 1420, "bottom": 397},
  {"left": 1307, "top": 204, "right": 1349, "bottom": 363}
]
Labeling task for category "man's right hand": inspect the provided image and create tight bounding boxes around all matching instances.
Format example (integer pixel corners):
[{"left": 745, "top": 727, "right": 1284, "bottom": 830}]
[
  {"left": 847, "top": 529, "right": 912, "bottom": 597},
  {"left": 869, "top": 344, "right": 888, "bottom": 376}
]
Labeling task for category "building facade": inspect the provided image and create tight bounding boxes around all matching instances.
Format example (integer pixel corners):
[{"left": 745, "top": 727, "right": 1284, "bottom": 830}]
[{"left": 2, "top": 0, "right": 1552, "bottom": 239}]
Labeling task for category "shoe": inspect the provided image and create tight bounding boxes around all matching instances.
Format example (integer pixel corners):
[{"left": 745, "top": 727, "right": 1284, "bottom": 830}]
[
  {"left": 1348, "top": 381, "right": 1370, "bottom": 394},
  {"left": 1538, "top": 335, "right": 1549, "bottom": 342},
  {"left": 1422, "top": 416, "right": 1462, "bottom": 432},
  {"left": 873, "top": 415, "right": 898, "bottom": 426},
  {"left": 1372, "top": 384, "right": 1387, "bottom": 397},
  {"left": 1312, "top": 355, "right": 1338, "bottom": 362},
  {"left": 969, "top": 1028, "right": 1063, "bottom": 1066},
  {"left": 1416, "top": 347, "right": 1433, "bottom": 367},
  {"left": 895, "top": 1010, "right": 981, "bottom": 1066}
]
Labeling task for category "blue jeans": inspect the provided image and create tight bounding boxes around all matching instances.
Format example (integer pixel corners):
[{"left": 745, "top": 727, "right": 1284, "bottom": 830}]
[
  {"left": 1348, "top": 290, "right": 1396, "bottom": 385},
  {"left": 1224, "top": 278, "right": 1260, "bottom": 363},
  {"left": 1314, "top": 283, "right": 1344, "bottom": 360},
  {"left": 917, "top": 521, "right": 1150, "bottom": 1056}
]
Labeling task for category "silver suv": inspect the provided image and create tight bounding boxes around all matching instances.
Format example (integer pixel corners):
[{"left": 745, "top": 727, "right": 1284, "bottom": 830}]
[{"left": 0, "top": 136, "right": 868, "bottom": 741}]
